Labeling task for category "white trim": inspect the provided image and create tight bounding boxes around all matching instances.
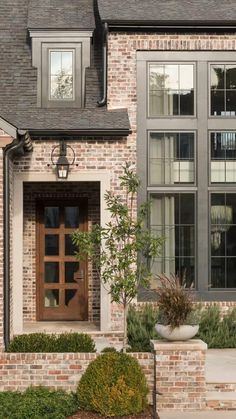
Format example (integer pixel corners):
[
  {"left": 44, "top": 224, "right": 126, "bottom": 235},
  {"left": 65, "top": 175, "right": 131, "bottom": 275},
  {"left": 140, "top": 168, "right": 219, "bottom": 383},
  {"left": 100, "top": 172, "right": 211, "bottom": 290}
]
[
  {"left": 0, "top": 117, "right": 17, "bottom": 139},
  {"left": 29, "top": 30, "right": 93, "bottom": 39},
  {"left": 12, "top": 171, "right": 111, "bottom": 335}
]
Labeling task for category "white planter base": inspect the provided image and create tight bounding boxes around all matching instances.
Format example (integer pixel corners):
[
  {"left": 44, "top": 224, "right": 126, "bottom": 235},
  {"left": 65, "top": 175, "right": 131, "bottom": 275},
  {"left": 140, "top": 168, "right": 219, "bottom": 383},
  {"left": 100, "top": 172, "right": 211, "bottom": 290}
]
[{"left": 155, "top": 324, "right": 199, "bottom": 341}]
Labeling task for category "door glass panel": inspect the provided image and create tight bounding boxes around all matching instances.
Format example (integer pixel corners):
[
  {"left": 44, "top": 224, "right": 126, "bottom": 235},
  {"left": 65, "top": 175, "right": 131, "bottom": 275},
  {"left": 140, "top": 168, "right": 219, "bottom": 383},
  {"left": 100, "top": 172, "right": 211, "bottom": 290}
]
[
  {"left": 65, "top": 262, "right": 79, "bottom": 283},
  {"left": 44, "top": 207, "right": 59, "bottom": 228},
  {"left": 65, "top": 289, "right": 77, "bottom": 306},
  {"left": 45, "top": 235, "right": 59, "bottom": 256},
  {"left": 65, "top": 207, "right": 79, "bottom": 228},
  {"left": 44, "top": 290, "right": 59, "bottom": 307},
  {"left": 65, "top": 234, "right": 77, "bottom": 255},
  {"left": 45, "top": 262, "right": 59, "bottom": 283}
]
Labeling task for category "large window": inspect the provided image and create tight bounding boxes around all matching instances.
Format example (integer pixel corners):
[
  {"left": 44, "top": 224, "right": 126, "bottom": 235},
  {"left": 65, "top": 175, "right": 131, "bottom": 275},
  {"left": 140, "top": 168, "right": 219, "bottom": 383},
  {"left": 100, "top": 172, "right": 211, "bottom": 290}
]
[
  {"left": 211, "top": 194, "right": 236, "bottom": 288},
  {"left": 149, "top": 132, "right": 194, "bottom": 185},
  {"left": 150, "top": 194, "right": 195, "bottom": 287},
  {"left": 211, "top": 64, "right": 236, "bottom": 116},
  {"left": 149, "top": 64, "right": 194, "bottom": 116},
  {"left": 49, "top": 50, "right": 74, "bottom": 101}
]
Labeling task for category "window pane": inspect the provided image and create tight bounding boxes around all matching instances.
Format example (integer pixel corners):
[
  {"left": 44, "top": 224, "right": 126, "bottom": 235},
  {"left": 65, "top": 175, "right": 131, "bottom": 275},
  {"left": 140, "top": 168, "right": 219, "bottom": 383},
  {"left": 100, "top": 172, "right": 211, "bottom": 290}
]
[
  {"left": 149, "top": 91, "right": 164, "bottom": 116},
  {"left": 65, "top": 262, "right": 80, "bottom": 283},
  {"left": 179, "top": 65, "right": 194, "bottom": 90},
  {"left": 45, "top": 262, "right": 59, "bottom": 283},
  {"left": 65, "top": 234, "right": 77, "bottom": 256},
  {"left": 211, "top": 258, "right": 225, "bottom": 288},
  {"left": 179, "top": 90, "right": 194, "bottom": 115},
  {"left": 226, "top": 90, "right": 236, "bottom": 115},
  {"left": 226, "top": 65, "right": 236, "bottom": 89},
  {"left": 45, "top": 235, "right": 59, "bottom": 256},
  {"left": 211, "top": 132, "right": 236, "bottom": 183},
  {"left": 179, "top": 194, "right": 194, "bottom": 224},
  {"left": 226, "top": 259, "right": 236, "bottom": 287},
  {"left": 44, "top": 207, "right": 59, "bottom": 228},
  {"left": 50, "top": 51, "right": 61, "bottom": 75},
  {"left": 149, "top": 65, "right": 165, "bottom": 89},
  {"left": 65, "top": 207, "right": 79, "bottom": 228},
  {"left": 211, "top": 90, "right": 224, "bottom": 116},
  {"left": 44, "top": 290, "right": 59, "bottom": 307},
  {"left": 165, "top": 65, "right": 179, "bottom": 89},
  {"left": 211, "top": 65, "right": 225, "bottom": 90},
  {"left": 61, "top": 52, "right": 73, "bottom": 75},
  {"left": 175, "top": 258, "right": 195, "bottom": 287},
  {"left": 166, "top": 90, "right": 179, "bottom": 115},
  {"left": 65, "top": 290, "right": 77, "bottom": 306}
]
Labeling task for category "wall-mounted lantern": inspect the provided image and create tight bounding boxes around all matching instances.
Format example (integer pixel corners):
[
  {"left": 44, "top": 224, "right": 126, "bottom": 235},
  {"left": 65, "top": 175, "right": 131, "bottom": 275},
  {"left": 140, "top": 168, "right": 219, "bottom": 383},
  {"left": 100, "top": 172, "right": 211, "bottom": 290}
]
[{"left": 51, "top": 140, "right": 75, "bottom": 179}]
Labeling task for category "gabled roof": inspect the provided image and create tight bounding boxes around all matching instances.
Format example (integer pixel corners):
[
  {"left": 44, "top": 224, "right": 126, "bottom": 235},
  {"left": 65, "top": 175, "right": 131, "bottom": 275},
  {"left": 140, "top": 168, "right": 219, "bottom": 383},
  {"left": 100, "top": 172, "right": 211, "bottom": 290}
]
[
  {"left": 98, "top": 0, "right": 236, "bottom": 26},
  {"left": 0, "top": 1, "right": 131, "bottom": 137},
  {"left": 28, "top": 0, "right": 95, "bottom": 30}
]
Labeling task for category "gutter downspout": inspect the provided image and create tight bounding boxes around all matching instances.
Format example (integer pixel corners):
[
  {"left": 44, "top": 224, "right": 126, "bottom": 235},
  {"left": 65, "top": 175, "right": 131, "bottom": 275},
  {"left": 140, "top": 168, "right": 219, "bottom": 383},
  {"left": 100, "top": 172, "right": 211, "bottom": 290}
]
[
  {"left": 3, "top": 131, "right": 32, "bottom": 350},
  {"left": 97, "top": 22, "right": 108, "bottom": 107}
]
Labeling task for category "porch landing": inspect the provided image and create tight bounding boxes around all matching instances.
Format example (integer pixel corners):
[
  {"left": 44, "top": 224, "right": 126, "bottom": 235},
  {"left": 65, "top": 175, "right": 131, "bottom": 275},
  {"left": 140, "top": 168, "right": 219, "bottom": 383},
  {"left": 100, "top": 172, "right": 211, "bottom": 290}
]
[{"left": 23, "top": 321, "right": 99, "bottom": 334}]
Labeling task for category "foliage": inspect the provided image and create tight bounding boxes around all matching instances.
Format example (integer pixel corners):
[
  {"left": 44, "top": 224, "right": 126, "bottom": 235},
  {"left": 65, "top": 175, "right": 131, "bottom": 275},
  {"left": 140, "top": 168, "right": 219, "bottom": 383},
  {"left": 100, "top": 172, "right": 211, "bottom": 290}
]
[
  {"left": 155, "top": 275, "right": 200, "bottom": 330},
  {"left": 8, "top": 332, "right": 96, "bottom": 353},
  {"left": 0, "top": 387, "right": 79, "bottom": 419},
  {"left": 197, "top": 306, "right": 236, "bottom": 348},
  {"left": 77, "top": 352, "right": 148, "bottom": 417},
  {"left": 127, "top": 304, "right": 159, "bottom": 352},
  {"left": 72, "top": 163, "right": 162, "bottom": 351},
  {"left": 101, "top": 347, "right": 117, "bottom": 353}
]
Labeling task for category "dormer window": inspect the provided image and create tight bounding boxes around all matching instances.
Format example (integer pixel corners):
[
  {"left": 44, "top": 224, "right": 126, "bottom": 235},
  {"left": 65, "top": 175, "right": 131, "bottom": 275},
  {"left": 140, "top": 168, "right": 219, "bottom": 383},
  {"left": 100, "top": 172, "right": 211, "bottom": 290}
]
[
  {"left": 49, "top": 50, "right": 74, "bottom": 101},
  {"left": 29, "top": 31, "right": 93, "bottom": 108}
]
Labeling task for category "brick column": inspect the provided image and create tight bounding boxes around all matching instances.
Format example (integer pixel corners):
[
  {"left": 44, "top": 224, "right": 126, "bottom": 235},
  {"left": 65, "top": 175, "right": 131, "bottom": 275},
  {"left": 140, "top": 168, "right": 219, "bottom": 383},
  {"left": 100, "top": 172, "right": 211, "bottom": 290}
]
[{"left": 152, "top": 339, "right": 207, "bottom": 411}]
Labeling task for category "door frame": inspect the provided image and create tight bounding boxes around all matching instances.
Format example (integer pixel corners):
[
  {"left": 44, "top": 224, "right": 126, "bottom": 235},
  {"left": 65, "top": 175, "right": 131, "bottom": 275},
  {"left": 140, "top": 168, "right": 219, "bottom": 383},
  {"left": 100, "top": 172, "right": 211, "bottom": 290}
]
[
  {"left": 36, "top": 198, "right": 88, "bottom": 321},
  {"left": 12, "top": 172, "right": 111, "bottom": 335}
]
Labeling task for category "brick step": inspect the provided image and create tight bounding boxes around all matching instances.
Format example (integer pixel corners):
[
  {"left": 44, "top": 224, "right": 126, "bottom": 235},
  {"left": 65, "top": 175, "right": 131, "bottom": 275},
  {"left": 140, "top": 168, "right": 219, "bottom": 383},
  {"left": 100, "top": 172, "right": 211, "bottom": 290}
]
[
  {"left": 207, "top": 383, "right": 236, "bottom": 392},
  {"left": 207, "top": 390, "right": 236, "bottom": 410}
]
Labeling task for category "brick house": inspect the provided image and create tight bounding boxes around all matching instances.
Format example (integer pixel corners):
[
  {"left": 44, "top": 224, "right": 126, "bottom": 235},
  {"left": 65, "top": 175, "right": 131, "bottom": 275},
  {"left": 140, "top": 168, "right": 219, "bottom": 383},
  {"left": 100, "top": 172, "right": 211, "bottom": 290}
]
[{"left": 0, "top": 0, "right": 236, "bottom": 351}]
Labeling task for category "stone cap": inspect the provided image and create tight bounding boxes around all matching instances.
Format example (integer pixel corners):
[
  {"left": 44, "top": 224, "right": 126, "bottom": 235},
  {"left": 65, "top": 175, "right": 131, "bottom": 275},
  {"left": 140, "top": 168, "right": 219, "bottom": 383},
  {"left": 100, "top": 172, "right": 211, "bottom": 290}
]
[{"left": 151, "top": 339, "right": 208, "bottom": 351}]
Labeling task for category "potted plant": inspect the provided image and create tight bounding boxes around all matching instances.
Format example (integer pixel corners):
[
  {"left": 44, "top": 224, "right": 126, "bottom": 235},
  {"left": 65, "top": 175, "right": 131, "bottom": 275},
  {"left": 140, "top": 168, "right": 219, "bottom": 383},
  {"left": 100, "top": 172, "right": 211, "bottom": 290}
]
[{"left": 155, "top": 274, "right": 200, "bottom": 341}]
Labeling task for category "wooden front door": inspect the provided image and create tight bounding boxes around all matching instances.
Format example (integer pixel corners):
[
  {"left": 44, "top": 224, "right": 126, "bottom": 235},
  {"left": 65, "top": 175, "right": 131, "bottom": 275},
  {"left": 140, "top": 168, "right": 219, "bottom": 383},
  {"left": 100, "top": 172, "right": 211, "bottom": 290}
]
[{"left": 36, "top": 200, "right": 88, "bottom": 321}]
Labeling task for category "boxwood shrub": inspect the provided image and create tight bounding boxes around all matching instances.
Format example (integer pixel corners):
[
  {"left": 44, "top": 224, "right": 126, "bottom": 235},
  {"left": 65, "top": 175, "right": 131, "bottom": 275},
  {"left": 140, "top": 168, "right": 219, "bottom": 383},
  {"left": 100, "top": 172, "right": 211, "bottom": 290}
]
[
  {"left": 77, "top": 352, "right": 148, "bottom": 417},
  {"left": 0, "top": 387, "right": 79, "bottom": 419},
  {"left": 7, "top": 332, "right": 96, "bottom": 353}
]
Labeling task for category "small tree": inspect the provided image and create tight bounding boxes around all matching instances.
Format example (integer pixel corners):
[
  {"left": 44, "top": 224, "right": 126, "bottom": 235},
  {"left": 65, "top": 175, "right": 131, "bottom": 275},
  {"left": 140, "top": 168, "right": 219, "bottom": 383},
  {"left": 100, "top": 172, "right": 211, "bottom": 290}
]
[{"left": 72, "top": 163, "right": 162, "bottom": 351}]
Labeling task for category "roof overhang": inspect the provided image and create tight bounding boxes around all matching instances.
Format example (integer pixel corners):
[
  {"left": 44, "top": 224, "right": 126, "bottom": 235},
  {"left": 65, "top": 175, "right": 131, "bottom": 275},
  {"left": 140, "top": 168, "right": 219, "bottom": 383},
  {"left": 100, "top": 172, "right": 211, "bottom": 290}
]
[
  {"left": 24, "top": 127, "right": 132, "bottom": 138},
  {"left": 104, "top": 20, "right": 236, "bottom": 31}
]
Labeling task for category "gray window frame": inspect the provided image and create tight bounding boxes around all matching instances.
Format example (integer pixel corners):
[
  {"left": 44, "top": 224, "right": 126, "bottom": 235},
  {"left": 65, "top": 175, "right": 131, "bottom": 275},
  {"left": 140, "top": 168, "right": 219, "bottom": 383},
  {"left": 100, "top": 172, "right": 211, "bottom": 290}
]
[
  {"left": 209, "top": 62, "right": 236, "bottom": 118},
  {"left": 137, "top": 50, "right": 236, "bottom": 301}
]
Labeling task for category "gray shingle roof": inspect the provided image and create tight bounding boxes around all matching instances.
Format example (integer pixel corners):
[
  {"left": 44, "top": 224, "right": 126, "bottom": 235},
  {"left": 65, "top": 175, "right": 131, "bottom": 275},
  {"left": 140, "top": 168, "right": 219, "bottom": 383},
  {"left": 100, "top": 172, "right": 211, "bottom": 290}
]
[
  {"left": 0, "top": 1, "right": 130, "bottom": 136},
  {"left": 28, "top": 0, "right": 95, "bottom": 30},
  {"left": 98, "top": 0, "right": 236, "bottom": 24}
]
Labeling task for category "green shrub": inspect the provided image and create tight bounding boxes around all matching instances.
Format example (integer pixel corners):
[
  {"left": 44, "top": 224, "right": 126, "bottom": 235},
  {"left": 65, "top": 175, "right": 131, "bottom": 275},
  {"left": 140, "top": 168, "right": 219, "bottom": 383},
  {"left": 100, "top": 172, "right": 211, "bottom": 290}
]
[
  {"left": 77, "top": 352, "right": 148, "bottom": 417},
  {"left": 127, "top": 304, "right": 159, "bottom": 352},
  {"left": 8, "top": 332, "right": 96, "bottom": 353},
  {"left": 0, "top": 387, "right": 79, "bottom": 419},
  {"left": 197, "top": 306, "right": 236, "bottom": 348},
  {"left": 101, "top": 347, "right": 117, "bottom": 353}
]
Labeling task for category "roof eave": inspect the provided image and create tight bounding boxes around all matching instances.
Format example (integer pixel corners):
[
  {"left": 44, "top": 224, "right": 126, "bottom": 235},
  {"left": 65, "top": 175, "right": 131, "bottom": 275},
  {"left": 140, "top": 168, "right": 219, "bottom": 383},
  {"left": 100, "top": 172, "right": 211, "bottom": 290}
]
[
  {"left": 103, "top": 19, "right": 236, "bottom": 31},
  {"left": 24, "top": 128, "right": 132, "bottom": 138}
]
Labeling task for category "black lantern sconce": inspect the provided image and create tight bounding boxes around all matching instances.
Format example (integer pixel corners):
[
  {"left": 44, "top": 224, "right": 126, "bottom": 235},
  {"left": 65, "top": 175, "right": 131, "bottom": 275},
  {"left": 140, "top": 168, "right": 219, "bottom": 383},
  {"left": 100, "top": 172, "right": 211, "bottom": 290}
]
[{"left": 51, "top": 140, "right": 75, "bottom": 179}]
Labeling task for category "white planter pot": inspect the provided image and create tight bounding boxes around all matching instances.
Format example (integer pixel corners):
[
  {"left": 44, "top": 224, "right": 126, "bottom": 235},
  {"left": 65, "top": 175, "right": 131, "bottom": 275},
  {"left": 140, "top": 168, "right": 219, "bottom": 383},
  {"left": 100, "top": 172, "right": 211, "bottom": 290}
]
[{"left": 155, "top": 324, "right": 199, "bottom": 341}]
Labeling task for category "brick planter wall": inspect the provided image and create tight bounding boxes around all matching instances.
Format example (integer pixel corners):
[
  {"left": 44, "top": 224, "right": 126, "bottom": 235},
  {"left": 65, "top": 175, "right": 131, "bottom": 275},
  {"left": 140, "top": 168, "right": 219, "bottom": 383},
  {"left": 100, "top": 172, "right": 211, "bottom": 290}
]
[
  {"left": 0, "top": 352, "right": 154, "bottom": 403},
  {"left": 153, "top": 339, "right": 207, "bottom": 411}
]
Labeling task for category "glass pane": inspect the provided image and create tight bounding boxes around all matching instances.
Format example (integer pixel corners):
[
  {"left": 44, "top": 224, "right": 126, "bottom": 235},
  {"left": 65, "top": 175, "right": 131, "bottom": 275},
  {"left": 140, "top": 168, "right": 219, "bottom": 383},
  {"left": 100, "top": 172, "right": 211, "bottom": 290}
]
[
  {"left": 65, "top": 262, "right": 80, "bottom": 283},
  {"left": 61, "top": 51, "right": 73, "bottom": 74},
  {"left": 226, "top": 194, "right": 236, "bottom": 224},
  {"left": 149, "top": 65, "right": 165, "bottom": 89},
  {"left": 50, "top": 51, "right": 61, "bottom": 75},
  {"left": 166, "top": 90, "right": 179, "bottom": 115},
  {"left": 165, "top": 65, "right": 179, "bottom": 90},
  {"left": 226, "top": 226, "right": 236, "bottom": 256},
  {"left": 226, "top": 258, "right": 236, "bottom": 288},
  {"left": 175, "top": 226, "right": 195, "bottom": 257},
  {"left": 211, "top": 90, "right": 225, "bottom": 116},
  {"left": 226, "top": 65, "right": 236, "bottom": 89},
  {"left": 211, "top": 229, "right": 225, "bottom": 256},
  {"left": 45, "top": 262, "right": 59, "bottom": 283},
  {"left": 179, "top": 65, "right": 194, "bottom": 90},
  {"left": 50, "top": 75, "right": 73, "bottom": 100},
  {"left": 177, "top": 133, "right": 194, "bottom": 159},
  {"left": 44, "top": 207, "right": 59, "bottom": 228},
  {"left": 211, "top": 65, "right": 225, "bottom": 90},
  {"left": 179, "top": 194, "right": 194, "bottom": 225},
  {"left": 211, "top": 258, "right": 225, "bottom": 288},
  {"left": 65, "top": 234, "right": 77, "bottom": 256},
  {"left": 226, "top": 90, "right": 236, "bottom": 116},
  {"left": 179, "top": 90, "right": 194, "bottom": 115},
  {"left": 44, "top": 290, "right": 59, "bottom": 307},
  {"left": 45, "top": 235, "right": 59, "bottom": 256},
  {"left": 65, "top": 207, "right": 79, "bottom": 228},
  {"left": 149, "top": 91, "right": 164, "bottom": 116},
  {"left": 65, "top": 289, "right": 77, "bottom": 306},
  {"left": 175, "top": 258, "right": 195, "bottom": 287},
  {"left": 211, "top": 132, "right": 226, "bottom": 159}
]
